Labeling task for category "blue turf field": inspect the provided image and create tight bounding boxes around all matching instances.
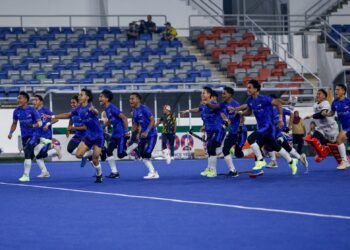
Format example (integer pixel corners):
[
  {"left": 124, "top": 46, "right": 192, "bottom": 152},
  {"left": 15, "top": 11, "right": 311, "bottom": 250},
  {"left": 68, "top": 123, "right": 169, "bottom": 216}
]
[{"left": 0, "top": 157, "right": 350, "bottom": 250}]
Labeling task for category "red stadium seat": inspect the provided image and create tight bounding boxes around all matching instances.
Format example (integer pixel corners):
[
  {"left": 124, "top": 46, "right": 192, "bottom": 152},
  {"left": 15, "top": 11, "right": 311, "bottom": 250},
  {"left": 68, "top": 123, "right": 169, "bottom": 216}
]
[
  {"left": 227, "top": 40, "right": 239, "bottom": 49},
  {"left": 227, "top": 62, "right": 238, "bottom": 77},
  {"left": 258, "top": 68, "right": 271, "bottom": 82},
  {"left": 275, "top": 61, "right": 287, "bottom": 69},
  {"left": 211, "top": 48, "right": 223, "bottom": 60},
  {"left": 271, "top": 68, "right": 284, "bottom": 77},
  {"left": 238, "top": 60, "right": 252, "bottom": 70}
]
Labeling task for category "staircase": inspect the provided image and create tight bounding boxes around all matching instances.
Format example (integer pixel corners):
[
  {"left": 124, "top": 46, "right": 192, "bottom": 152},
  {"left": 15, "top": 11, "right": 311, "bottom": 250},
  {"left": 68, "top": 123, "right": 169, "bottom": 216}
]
[
  {"left": 304, "top": 0, "right": 349, "bottom": 30},
  {"left": 180, "top": 37, "right": 234, "bottom": 84}
]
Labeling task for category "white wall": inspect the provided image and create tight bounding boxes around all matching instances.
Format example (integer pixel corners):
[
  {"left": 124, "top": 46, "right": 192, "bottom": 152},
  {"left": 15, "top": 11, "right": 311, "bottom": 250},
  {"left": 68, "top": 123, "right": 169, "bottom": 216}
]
[
  {"left": 105, "top": 0, "right": 215, "bottom": 35},
  {"left": 328, "top": 3, "right": 350, "bottom": 25},
  {"left": 0, "top": 0, "right": 101, "bottom": 27}
]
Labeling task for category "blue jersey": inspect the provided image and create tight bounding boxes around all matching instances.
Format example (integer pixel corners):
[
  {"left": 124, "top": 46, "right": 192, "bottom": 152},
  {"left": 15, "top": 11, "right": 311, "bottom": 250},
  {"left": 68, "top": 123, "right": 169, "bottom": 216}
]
[
  {"left": 199, "top": 101, "right": 222, "bottom": 132},
  {"left": 70, "top": 107, "right": 85, "bottom": 139},
  {"left": 220, "top": 100, "right": 240, "bottom": 134},
  {"left": 105, "top": 103, "right": 125, "bottom": 138},
  {"left": 132, "top": 104, "right": 157, "bottom": 137},
  {"left": 272, "top": 107, "right": 291, "bottom": 130},
  {"left": 331, "top": 97, "right": 350, "bottom": 130},
  {"left": 246, "top": 95, "right": 274, "bottom": 134},
  {"left": 36, "top": 106, "right": 53, "bottom": 139},
  {"left": 71, "top": 103, "right": 103, "bottom": 140},
  {"left": 13, "top": 106, "right": 40, "bottom": 138}
]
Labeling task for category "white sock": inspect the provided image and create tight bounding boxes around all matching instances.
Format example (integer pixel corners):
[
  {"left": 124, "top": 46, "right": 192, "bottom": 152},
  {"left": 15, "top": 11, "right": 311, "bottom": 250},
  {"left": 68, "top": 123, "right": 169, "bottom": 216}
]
[
  {"left": 36, "top": 158, "right": 48, "bottom": 172},
  {"left": 83, "top": 150, "right": 93, "bottom": 158},
  {"left": 126, "top": 143, "right": 138, "bottom": 154},
  {"left": 278, "top": 147, "right": 292, "bottom": 163},
  {"left": 290, "top": 148, "right": 301, "bottom": 159},
  {"left": 47, "top": 149, "right": 57, "bottom": 157},
  {"left": 33, "top": 144, "right": 45, "bottom": 157},
  {"left": 208, "top": 155, "right": 217, "bottom": 171},
  {"left": 224, "top": 155, "right": 235, "bottom": 171},
  {"left": 270, "top": 151, "right": 276, "bottom": 161},
  {"left": 93, "top": 162, "right": 102, "bottom": 176},
  {"left": 143, "top": 159, "right": 155, "bottom": 173},
  {"left": 338, "top": 143, "right": 348, "bottom": 162},
  {"left": 24, "top": 159, "right": 32, "bottom": 176},
  {"left": 72, "top": 148, "right": 77, "bottom": 155},
  {"left": 250, "top": 143, "right": 263, "bottom": 160},
  {"left": 243, "top": 148, "right": 253, "bottom": 157},
  {"left": 107, "top": 156, "right": 118, "bottom": 173}
]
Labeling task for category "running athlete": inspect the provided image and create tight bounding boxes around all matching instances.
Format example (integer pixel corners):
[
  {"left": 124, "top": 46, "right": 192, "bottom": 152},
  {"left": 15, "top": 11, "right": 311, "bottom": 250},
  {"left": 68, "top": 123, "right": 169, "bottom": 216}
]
[
  {"left": 8, "top": 91, "right": 42, "bottom": 182},
  {"left": 181, "top": 87, "right": 225, "bottom": 178},
  {"left": 32, "top": 94, "right": 61, "bottom": 178},
  {"left": 99, "top": 89, "right": 129, "bottom": 178},
  {"left": 324, "top": 84, "right": 350, "bottom": 170},
  {"left": 129, "top": 92, "right": 159, "bottom": 179},
  {"left": 267, "top": 104, "right": 308, "bottom": 169},
  {"left": 304, "top": 89, "right": 339, "bottom": 162},
  {"left": 45, "top": 88, "right": 104, "bottom": 183},
  {"left": 230, "top": 80, "right": 298, "bottom": 177}
]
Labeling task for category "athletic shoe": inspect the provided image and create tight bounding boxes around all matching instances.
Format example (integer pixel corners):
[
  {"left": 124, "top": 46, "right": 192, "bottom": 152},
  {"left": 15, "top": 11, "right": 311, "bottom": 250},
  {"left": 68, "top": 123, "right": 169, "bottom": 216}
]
[
  {"left": 252, "top": 160, "right": 267, "bottom": 170},
  {"left": 170, "top": 156, "right": 175, "bottom": 160},
  {"left": 300, "top": 153, "right": 309, "bottom": 168},
  {"left": 19, "top": 174, "right": 30, "bottom": 182},
  {"left": 249, "top": 169, "right": 264, "bottom": 178},
  {"left": 336, "top": 161, "right": 350, "bottom": 170},
  {"left": 289, "top": 159, "right": 298, "bottom": 175},
  {"left": 200, "top": 167, "right": 211, "bottom": 176},
  {"left": 106, "top": 172, "right": 120, "bottom": 178},
  {"left": 143, "top": 171, "right": 159, "bottom": 179},
  {"left": 53, "top": 144, "right": 62, "bottom": 159},
  {"left": 95, "top": 174, "right": 103, "bottom": 183},
  {"left": 163, "top": 149, "right": 171, "bottom": 165},
  {"left": 265, "top": 160, "right": 278, "bottom": 169},
  {"left": 80, "top": 157, "right": 88, "bottom": 168},
  {"left": 206, "top": 168, "right": 217, "bottom": 178},
  {"left": 40, "top": 137, "right": 52, "bottom": 145},
  {"left": 37, "top": 171, "right": 50, "bottom": 178},
  {"left": 225, "top": 170, "right": 239, "bottom": 177}
]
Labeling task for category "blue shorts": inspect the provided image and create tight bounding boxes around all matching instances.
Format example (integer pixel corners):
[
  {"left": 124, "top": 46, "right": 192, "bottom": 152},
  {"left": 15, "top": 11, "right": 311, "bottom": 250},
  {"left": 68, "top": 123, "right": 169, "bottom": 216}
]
[
  {"left": 83, "top": 136, "right": 104, "bottom": 149},
  {"left": 22, "top": 136, "right": 39, "bottom": 148},
  {"left": 139, "top": 135, "right": 157, "bottom": 159},
  {"left": 106, "top": 136, "right": 127, "bottom": 158},
  {"left": 71, "top": 134, "right": 83, "bottom": 143},
  {"left": 207, "top": 127, "right": 225, "bottom": 145}
]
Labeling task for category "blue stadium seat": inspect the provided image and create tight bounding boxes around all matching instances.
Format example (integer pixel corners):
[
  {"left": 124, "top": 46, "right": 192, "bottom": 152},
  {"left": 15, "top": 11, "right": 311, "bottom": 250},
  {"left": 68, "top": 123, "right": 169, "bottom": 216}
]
[
  {"left": 137, "top": 69, "right": 149, "bottom": 78},
  {"left": 133, "top": 77, "right": 145, "bottom": 83},
  {"left": 104, "top": 62, "right": 118, "bottom": 70},
  {"left": 48, "top": 27, "right": 61, "bottom": 34},
  {"left": 99, "top": 70, "right": 112, "bottom": 79},
  {"left": 61, "top": 27, "right": 73, "bottom": 34},
  {"left": 85, "top": 69, "right": 99, "bottom": 79},
  {"left": 150, "top": 69, "right": 163, "bottom": 78},
  {"left": 140, "top": 33, "right": 152, "bottom": 41},
  {"left": 118, "top": 77, "right": 132, "bottom": 83},
  {"left": 200, "top": 69, "right": 212, "bottom": 78},
  {"left": 0, "top": 71, "right": 8, "bottom": 79},
  {"left": 47, "top": 70, "right": 60, "bottom": 79},
  {"left": 66, "top": 62, "right": 80, "bottom": 70},
  {"left": 109, "top": 27, "right": 121, "bottom": 34},
  {"left": 14, "top": 63, "right": 28, "bottom": 71},
  {"left": 170, "top": 40, "right": 183, "bottom": 48},
  {"left": 169, "top": 76, "right": 183, "bottom": 83}
]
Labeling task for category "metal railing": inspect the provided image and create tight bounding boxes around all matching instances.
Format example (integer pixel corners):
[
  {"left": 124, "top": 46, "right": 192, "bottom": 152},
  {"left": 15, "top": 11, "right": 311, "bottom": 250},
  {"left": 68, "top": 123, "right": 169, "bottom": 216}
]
[
  {"left": 0, "top": 14, "right": 167, "bottom": 28},
  {"left": 305, "top": 0, "right": 344, "bottom": 26},
  {"left": 187, "top": 0, "right": 224, "bottom": 25},
  {"left": 242, "top": 16, "right": 321, "bottom": 88}
]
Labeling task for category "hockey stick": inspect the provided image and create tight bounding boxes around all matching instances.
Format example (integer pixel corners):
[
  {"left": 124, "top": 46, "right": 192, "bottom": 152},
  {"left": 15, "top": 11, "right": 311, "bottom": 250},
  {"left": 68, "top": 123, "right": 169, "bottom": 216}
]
[{"left": 188, "top": 128, "right": 206, "bottom": 142}]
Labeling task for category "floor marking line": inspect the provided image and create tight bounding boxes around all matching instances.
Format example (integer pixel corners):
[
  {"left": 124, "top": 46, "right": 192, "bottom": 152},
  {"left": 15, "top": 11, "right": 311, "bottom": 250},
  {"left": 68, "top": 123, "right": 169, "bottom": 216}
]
[{"left": 1, "top": 181, "right": 350, "bottom": 220}]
